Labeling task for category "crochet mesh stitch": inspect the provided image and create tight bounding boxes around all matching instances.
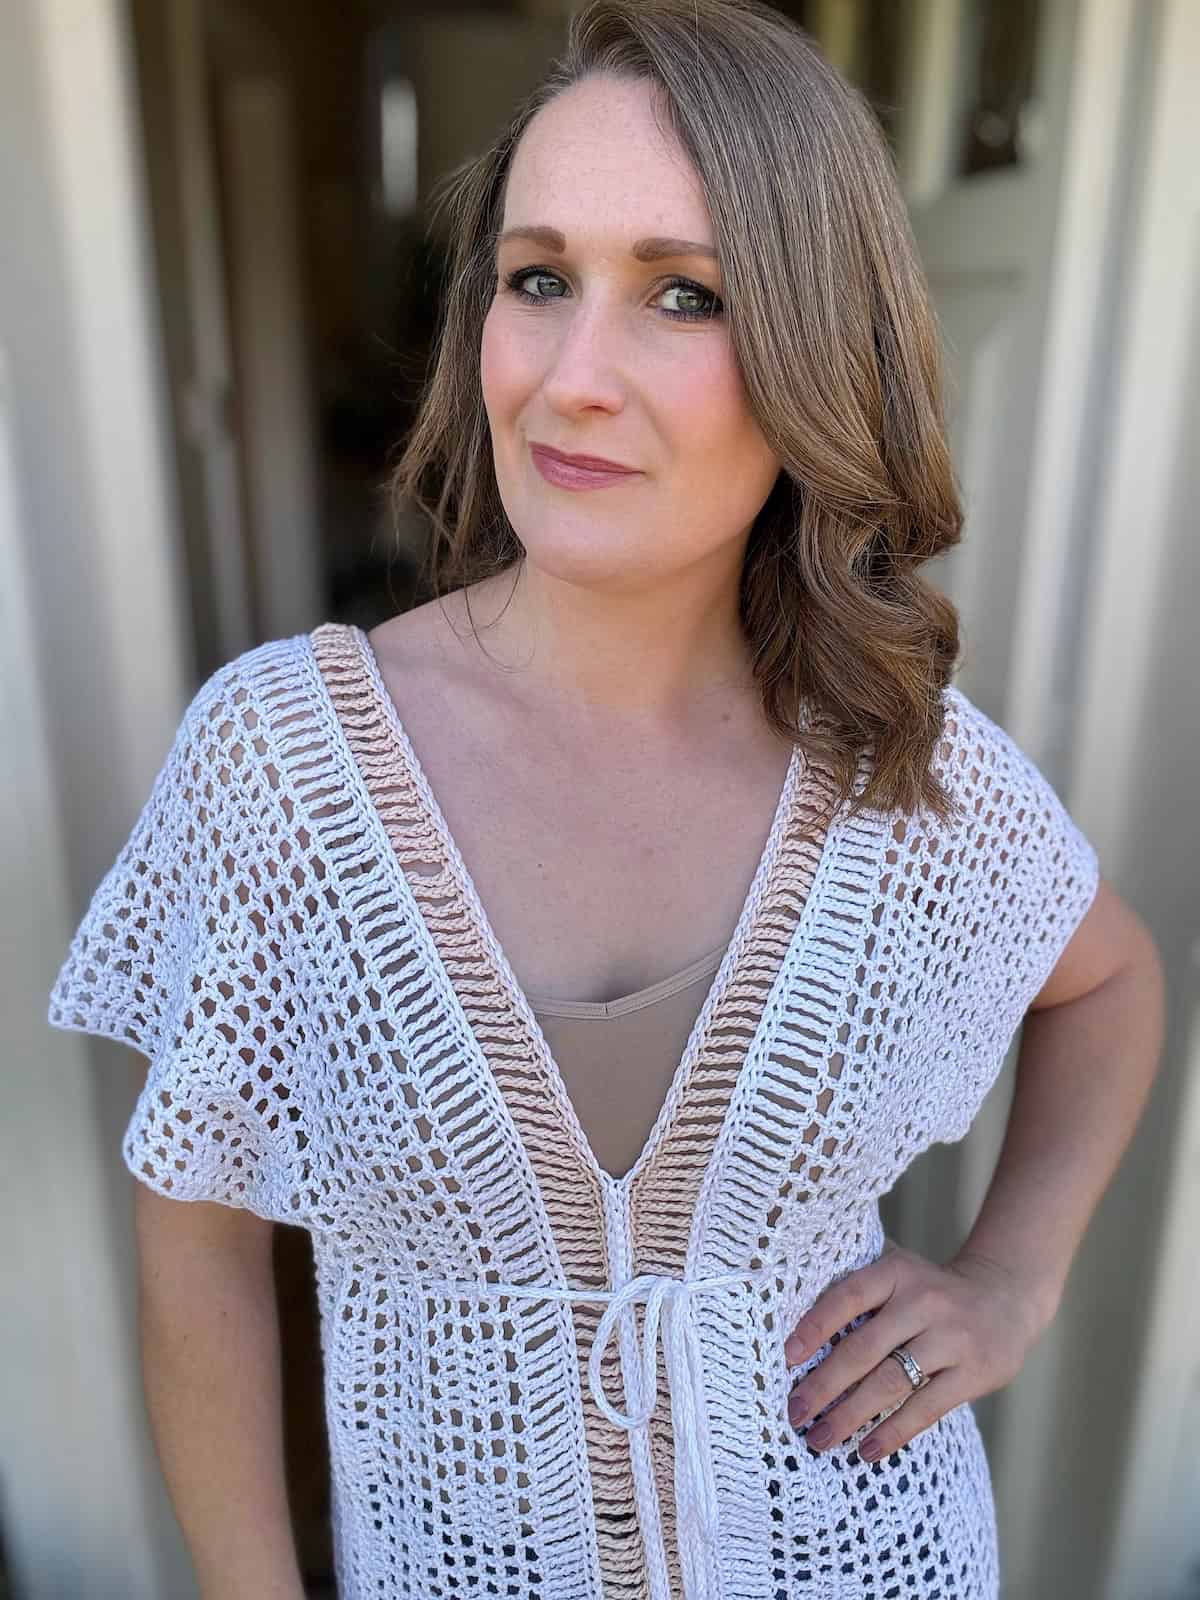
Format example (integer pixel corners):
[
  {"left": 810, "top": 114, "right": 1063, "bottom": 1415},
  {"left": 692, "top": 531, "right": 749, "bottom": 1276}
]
[{"left": 47, "top": 623, "right": 1100, "bottom": 1599}]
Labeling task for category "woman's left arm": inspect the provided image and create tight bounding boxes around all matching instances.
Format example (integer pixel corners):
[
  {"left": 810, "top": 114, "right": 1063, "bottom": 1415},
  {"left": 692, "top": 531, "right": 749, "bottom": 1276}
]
[{"left": 784, "top": 877, "right": 1167, "bottom": 1461}]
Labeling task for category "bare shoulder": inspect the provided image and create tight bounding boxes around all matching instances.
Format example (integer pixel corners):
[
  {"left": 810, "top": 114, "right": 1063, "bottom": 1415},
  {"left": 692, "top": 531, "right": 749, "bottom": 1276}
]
[
  {"left": 366, "top": 580, "right": 513, "bottom": 705},
  {"left": 366, "top": 589, "right": 464, "bottom": 679},
  {"left": 363, "top": 581, "right": 530, "bottom": 783}
]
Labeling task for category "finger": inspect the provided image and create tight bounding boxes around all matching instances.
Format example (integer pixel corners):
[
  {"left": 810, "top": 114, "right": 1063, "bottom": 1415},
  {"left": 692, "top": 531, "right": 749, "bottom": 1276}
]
[
  {"left": 788, "top": 1299, "right": 930, "bottom": 1427},
  {"left": 795, "top": 1330, "right": 945, "bottom": 1449},
  {"left": 784, "top": 1254, "right": 902, "bottom": 1364},
  {"left": 858, "top": 1370, "right": 962, "bottom": 1462}
]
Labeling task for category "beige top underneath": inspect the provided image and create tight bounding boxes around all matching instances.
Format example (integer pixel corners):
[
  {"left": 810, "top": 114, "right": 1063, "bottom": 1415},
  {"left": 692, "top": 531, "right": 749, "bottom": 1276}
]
[{"left": 527, "top": 941, "right": 728, "bottom": 1179}]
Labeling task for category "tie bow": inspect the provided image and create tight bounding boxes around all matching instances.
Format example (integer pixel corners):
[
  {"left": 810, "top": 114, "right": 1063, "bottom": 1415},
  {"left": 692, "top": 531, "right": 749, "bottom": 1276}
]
[{"left": 587, "top": 1269, "right": 751, "bottom": 1596}]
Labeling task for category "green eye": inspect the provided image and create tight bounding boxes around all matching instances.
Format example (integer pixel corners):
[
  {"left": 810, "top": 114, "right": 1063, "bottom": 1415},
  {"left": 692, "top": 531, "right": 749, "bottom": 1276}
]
[{"left": 500, "top": 267, "right": 723, "bottom": 323}]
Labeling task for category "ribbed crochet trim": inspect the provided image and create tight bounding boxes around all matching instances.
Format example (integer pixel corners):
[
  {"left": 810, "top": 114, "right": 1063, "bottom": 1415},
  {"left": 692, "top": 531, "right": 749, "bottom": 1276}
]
[
  {"left": 308, "top": 618, "right": 847, "bottom": 1599},
  {"left": 309, "top": 619, "right": 868, "bottom": 1597},
  {"left": 311, "top": 620, "right": 657, "bottom": 1593},
  {"left": 624, "top": 727, "right": 843, "bottom": 1579}
]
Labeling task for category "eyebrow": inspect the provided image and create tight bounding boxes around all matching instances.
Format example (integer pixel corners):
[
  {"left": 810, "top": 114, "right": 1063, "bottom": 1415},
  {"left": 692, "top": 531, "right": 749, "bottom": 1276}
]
[{"left": 496, "top": 225, "right": 718, "bottom": 262}]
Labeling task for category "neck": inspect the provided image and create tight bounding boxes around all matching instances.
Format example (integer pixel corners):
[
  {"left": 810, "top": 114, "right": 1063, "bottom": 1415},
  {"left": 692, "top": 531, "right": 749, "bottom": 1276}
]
[{"left": 457, "top": 555, "right": 758, "bottom": 738}]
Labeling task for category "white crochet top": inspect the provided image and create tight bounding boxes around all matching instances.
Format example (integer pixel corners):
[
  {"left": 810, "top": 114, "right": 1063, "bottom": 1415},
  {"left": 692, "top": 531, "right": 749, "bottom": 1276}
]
[{"left": 47, "top": 622, "right": 1100, "bottom": 1600}]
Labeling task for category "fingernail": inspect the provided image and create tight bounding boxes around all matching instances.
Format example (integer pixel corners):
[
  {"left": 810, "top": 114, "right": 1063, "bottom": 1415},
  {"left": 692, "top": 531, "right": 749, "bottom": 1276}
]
[
  {"left": 807, "top": 1422, "right": 833, "bottom": 1447},
  {"left": 860, "top": 1438, "right": 882, "bottom": 1461}
]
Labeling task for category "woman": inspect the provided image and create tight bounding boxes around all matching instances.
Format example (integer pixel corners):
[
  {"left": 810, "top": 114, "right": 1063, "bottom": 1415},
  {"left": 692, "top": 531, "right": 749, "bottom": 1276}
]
[{"left": 48, "top": 2, "right": 1165, "bottom": 1597}]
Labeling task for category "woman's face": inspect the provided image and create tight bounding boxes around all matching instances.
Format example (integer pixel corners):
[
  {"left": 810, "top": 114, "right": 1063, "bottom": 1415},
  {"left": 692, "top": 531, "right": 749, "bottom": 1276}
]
[{"left": 481, "top": 73, "right": 782, "bottom": 593}]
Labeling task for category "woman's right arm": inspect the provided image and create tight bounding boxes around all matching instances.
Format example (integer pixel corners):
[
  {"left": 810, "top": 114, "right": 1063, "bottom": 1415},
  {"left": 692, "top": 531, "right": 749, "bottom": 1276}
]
[{"left": 132, "top": 1103, "right": 306, "bottom": 1600}]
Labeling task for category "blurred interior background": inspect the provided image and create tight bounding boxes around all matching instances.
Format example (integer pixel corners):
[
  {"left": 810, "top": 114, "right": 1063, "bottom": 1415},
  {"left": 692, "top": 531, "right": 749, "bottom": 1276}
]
[{"left": 3, "top": 1, "right": 1198, "bottom": 1596}]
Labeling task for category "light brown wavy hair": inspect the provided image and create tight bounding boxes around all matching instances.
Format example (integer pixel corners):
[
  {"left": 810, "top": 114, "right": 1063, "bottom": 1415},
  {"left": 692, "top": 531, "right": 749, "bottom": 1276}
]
[{"left": 387, "top": 0, "right": 965, "bottom": 824}]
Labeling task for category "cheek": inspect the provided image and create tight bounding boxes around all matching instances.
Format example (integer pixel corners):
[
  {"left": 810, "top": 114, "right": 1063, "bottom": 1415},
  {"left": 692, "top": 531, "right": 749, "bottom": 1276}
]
[
  {"left": 668, "top": 337, "right": 743, "bottom": 417},
  {"left": 478, "top": 313, "right": 503, "bottom": 411},
  {"left": 480, "top": 309, "right": 531, "bottom": 418},
  {"left": 669, "top": 345, "right": 769, "bottom": 463}
]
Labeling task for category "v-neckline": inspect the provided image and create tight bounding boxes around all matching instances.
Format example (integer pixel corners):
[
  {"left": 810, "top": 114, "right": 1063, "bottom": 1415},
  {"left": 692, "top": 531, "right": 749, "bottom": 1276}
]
[{"left": 330, "top": 622, "right": 810, "bottom": 1195}]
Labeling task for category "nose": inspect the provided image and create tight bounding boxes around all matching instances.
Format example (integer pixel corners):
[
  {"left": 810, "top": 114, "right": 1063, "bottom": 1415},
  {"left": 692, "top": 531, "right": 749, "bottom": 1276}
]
[{"left": 539, "top": 293, "right": 627, "bottom": 417}]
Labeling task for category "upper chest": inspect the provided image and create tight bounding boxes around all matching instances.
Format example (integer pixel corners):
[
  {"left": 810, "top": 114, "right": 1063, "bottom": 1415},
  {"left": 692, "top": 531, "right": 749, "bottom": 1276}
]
[{"left": 366, "top": 624, "right": 796, "bottom": 1005}]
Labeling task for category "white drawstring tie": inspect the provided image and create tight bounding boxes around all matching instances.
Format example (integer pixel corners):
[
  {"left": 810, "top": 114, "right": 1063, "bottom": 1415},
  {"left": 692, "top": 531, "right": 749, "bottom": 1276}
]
[{"left": 587, "top": 1270, "right": 738, "bottom": 1599}]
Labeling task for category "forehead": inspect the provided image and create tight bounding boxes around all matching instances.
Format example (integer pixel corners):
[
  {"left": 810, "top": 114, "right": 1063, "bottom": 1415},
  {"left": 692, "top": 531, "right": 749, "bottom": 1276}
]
[{"left": 502, "top": 75, "right": 711, "bottom": 237}]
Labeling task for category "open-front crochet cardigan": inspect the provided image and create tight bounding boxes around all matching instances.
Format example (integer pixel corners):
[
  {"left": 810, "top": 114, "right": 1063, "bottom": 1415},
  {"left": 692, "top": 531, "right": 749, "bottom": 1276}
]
[{"left": 47, "top": 622, "right": 1100, "bottom": 1600}]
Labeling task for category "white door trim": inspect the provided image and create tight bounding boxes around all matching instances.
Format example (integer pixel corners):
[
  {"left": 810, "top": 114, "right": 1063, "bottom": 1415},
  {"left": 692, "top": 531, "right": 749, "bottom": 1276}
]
[
  {"left": 6, "top": 0, "right": 199, "bottom": 1592},
  {"left": 1083, "top": 2, "right": 1200, "bottom": 1585}
]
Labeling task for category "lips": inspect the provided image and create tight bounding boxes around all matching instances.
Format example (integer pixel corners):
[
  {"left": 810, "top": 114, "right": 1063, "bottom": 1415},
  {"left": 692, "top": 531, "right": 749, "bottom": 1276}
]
[{"left": 529, "top": 443, "right": 638, "bottom": 474}]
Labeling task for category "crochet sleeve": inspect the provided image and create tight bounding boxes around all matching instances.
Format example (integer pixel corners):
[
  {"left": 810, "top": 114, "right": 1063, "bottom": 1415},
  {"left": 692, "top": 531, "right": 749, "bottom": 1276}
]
[
  {"left": 926, "top": 687, "right": 1102, "bottom": 1144},
  {"left": 47, "top": 662, "right": 305, "bottom": 1222}
]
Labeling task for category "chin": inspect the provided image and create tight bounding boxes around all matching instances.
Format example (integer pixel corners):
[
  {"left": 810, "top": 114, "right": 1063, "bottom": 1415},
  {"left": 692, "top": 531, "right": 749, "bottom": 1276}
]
[{"left": 518, "top": 534, "right": 664, "bottom": 594}]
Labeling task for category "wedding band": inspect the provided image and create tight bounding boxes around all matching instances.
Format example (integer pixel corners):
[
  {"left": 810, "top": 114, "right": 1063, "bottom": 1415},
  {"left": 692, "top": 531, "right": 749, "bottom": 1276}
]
[{"left": 887, "top": 1346, "right": 927, "bottom": 1390}]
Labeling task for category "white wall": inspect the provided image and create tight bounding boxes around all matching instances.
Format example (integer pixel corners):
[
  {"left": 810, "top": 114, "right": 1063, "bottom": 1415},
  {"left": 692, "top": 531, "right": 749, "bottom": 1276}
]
[
  {"left": 0, "top": 0, "right": 198, "bottom": 1594},
  {"left": 1072, "top": 3, "right": 1200, "bottom": 1591}
]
